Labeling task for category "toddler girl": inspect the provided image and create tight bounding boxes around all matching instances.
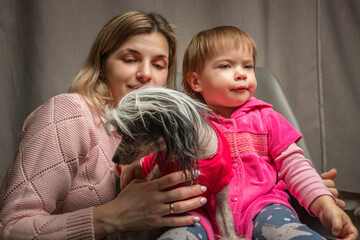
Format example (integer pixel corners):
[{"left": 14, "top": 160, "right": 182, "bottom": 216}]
[{"left": 181, "top": 25, "right": 357, "bottom": 240}]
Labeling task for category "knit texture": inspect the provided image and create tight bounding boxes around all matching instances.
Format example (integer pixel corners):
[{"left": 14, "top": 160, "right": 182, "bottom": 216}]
[{"left": 0, "top": 94, "right": 119, "bottom": 239}]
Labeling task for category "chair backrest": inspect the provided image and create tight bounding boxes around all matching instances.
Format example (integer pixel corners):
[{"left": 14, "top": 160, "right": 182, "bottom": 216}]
[
  {"left": 253, "top": 67, "right": 312, "bottom": 160},
  {"left": 176, "top": 67, "right": 312, "bottom": 161}
]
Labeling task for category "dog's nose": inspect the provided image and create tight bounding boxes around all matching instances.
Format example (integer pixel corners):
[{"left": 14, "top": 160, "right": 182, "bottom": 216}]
[{"left": 112, "top": 155, "right": 120, "bottom": 164}]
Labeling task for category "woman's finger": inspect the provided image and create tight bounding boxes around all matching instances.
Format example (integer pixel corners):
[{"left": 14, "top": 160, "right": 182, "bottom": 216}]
[
  {"left": 157, "top": 214, "right": 201, "bottom": 228},
  {"left": 335, "top": 198, "right": 346, "bottom": 209},
  {"left": 321, "top": 168, "right": 337, "bottom": 180},
  {"left": 120, "top": 161, "right": 143, "bottom": 190},
  {"left": 160, "top": 183, "right": 207, "bottom": 203},
  {"left": 158, "top": 195, "right": 207, "bottom": 216},
  {"left": 321, "top": 174, "right": 346, "bottom": 208},
  {"left": 328, "top": 187, "right": 339, "bottom": 198},
  {"left": 120, "top": 165, "right": 134, "bottom": 190},
  {"left": 155, "top": 170, "right": 200, "bottom": 190},
  {"left": 171, "top": 196, "right": 207, "bottom": 215},
  {"left": 323, "top": 179, "right": 336, "bottom": 188}
]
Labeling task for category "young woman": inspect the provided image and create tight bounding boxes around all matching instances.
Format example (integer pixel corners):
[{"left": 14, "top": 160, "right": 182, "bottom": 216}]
[{"left": 0, "top": 11, "right": 207, "bottom": 239}]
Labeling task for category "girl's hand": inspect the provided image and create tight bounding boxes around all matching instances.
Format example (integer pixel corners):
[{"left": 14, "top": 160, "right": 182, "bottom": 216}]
[
  {"left": 310, "top": 195, "right": 358, "bottom": 240},
  {"left": 93, "top": 170, "right": 208, "bottom": 239},
  {"left": 321, "top": 168, "right": 346, "bottom": 209}
]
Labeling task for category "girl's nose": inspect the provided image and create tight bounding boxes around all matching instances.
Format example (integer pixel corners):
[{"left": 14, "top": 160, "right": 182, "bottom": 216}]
[
  {"left": 234, "top": 66, "right": 247, "bottom": 81},
  {"left": 235, "top": 72, "right": 247, "bottom": 81}
]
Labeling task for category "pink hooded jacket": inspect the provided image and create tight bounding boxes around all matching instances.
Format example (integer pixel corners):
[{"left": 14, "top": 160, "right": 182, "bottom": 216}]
[{"left": 199, "top": 97, "right": 332, "bottom": 239}]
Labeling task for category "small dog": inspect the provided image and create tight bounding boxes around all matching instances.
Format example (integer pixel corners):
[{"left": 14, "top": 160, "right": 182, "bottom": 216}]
[{"left": 106, "top": 86, "right": 242, "bottom": 239}]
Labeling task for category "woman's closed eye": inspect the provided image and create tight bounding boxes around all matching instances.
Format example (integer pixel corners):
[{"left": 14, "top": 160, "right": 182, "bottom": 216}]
[
  {"left": 153, "top": 60, "right": 168, "bottom": 70},
  {"left": 123, "top": 58, "right": 137, "bottom": 63}
]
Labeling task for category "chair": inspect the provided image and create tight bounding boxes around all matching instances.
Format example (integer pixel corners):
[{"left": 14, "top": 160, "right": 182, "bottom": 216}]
[
  {"left": 177, "top": 67, "right": 335, "bottom": 239},
  {"left": 253, "top": 67, "right": 312, "bottom": 160}
]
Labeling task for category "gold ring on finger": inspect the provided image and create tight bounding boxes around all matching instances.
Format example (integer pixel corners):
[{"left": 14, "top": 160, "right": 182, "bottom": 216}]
[{"left": 169, "top": 203, "right": 175, "bottom": 214}]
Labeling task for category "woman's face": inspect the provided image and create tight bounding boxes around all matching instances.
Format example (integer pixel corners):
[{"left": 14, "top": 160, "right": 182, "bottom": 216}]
[{"left": 104, "top": 32, "right": 169, "bottom": 101}]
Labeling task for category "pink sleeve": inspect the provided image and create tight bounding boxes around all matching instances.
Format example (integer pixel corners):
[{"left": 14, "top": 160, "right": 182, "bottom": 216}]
[
  {"left": 0, "top": 95, "right": 95, "bottom": 239},
  {"left": 188, "top": 208, "right": 215, "bottom": 240},
  {"left": 265, "top": 108, "right": 302, "bottom": 159},
  {"left": 274, "top": 143, "right": 334, "bottom": 214}
]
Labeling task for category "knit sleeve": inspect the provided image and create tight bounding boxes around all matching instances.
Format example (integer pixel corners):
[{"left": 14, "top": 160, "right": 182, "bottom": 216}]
[
  {"left": 274, "top": 143, "right": 334, "bottom": 214},
  {"left": 0, "top": 94, "right": 95, "bottom": 239}
]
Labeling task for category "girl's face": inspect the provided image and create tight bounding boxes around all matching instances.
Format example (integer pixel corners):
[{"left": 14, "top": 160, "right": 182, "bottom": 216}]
[
  {"left": 104, "top": 32, "right": 169, "bottom": 101},
  {"left": 191, "top": 46, "right": 257, "bottom": 118}
]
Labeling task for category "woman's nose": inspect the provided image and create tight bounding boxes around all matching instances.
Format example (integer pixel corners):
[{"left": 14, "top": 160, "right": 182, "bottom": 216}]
[{"left": 136, "top": 63, "right": 152, "bottom": 83}]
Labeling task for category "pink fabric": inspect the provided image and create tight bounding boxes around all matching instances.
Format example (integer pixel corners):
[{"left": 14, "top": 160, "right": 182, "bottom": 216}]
[
  {"left": 275, "top": 143, "right": 333, "bottom": 215},
  {"left": 188, "top": 208, "right": 215, "bottom": 240},
  {"left": 197, "top": 97, "right": 333, "bottom": 239},
  {"left": 142, "top": 121, "right": 233, "bottom": 199},
  {"left": 142, "top": 121, "right": 234, "bottom": 240},
  {"left": 0, "top": 94, "right": 119, "bottom": 239}
]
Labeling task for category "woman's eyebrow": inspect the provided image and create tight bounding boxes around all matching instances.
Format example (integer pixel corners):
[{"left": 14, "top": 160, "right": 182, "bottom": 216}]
[
  {"left": 117, "top": 48, "right": 140, "bottom": 55},
  {"left": 156, "top": 54, "right": 168, "bottom": 60},
  {"left": 119, "top": 48, "right": 168, "bottom": 59},
  {"left": 124, "top": 48, "right": 140, "bottom": 54}
]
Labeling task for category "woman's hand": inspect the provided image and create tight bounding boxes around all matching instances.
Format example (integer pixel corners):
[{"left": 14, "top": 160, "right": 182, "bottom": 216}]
[
  {"left": 119, "top": 161, "right": 143, "bottom": 190},
  {"left": 310, "top": 195, "right": 358, "bottom": 240},
  {"left": 92, "top": 170, "right": 207, "bottom": 239},
  {"left": 321, "top": 168, "right": 346, "bottom": 209}
]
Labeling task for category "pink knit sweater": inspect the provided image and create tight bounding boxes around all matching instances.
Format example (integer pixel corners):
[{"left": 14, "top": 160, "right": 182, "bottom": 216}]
[{"left": 0, "top": 94, "right": 119, "bottom": 239}]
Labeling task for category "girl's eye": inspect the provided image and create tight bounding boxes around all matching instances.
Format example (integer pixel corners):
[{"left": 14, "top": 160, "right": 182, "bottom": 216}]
[
  {"left": 244, "top": 64, "right": 254, "bottom": 69},
  {"left": 219, "top": 64, "right": 230, "bottom": 69}
]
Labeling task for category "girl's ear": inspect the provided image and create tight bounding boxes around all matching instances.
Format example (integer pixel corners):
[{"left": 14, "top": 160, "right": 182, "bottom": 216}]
[{"left": 188, "top": 72, "right": 203, "bottom": 93}]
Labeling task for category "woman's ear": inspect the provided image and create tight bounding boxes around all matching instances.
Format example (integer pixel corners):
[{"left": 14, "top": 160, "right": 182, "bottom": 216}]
[{"left": 188, "top": 72, "right": 203, "bottom": 92}]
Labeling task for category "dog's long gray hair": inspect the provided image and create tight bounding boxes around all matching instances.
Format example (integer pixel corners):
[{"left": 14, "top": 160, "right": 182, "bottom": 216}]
[{"left": 106, "top": 86, "right": 214, "bottom": 180}]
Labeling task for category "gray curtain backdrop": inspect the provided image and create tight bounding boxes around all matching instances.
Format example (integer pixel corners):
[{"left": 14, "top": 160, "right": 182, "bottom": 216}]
[{"left": 1, "top": 0, "right": 359, "bottom": 196}]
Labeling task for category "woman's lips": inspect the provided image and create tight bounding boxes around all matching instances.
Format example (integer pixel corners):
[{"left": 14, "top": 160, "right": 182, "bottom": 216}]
[{"left": 128, "top": 85, "right": 143, "bottom": 89}]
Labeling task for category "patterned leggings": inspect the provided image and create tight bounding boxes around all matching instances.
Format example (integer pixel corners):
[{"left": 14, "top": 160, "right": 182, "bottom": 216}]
[
  {"left": 157, "top": 222, "right": 208, "bottom": 240},
  {"left": 252, "top": 204, "right": 326, "bottom": 240},
  {"left": 157, "top": 204, "right": 326, "bottom": 240}
]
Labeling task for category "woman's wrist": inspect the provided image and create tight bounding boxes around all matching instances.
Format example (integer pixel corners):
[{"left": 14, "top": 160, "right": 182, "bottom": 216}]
[{"left": 93, "top": 204, "right": 118, "bottom": 239}]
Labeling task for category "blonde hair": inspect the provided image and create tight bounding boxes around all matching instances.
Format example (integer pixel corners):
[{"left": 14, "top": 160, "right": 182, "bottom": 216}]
[
  {"left": 182, "top": 26, "right": 257, "bottom": 102},
  {"left": 70, "top": 11, "right": 177, "bottom": 114}
]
